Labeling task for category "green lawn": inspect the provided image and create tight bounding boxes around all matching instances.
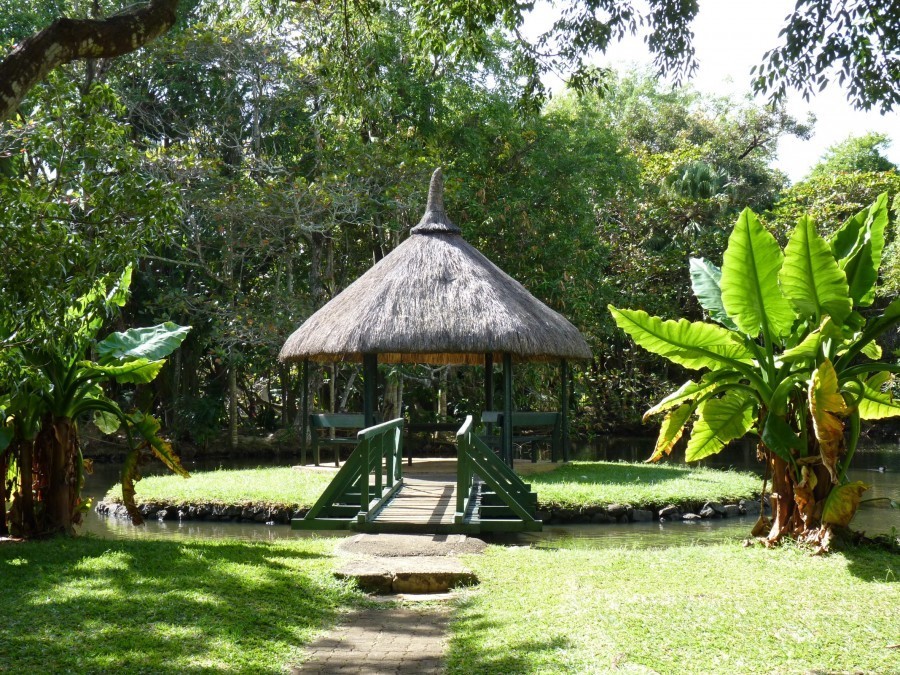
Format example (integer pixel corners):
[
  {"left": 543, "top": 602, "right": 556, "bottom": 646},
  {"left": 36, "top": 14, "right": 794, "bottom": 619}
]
[
  {"left": 529, "top": 461, "right": 760, "bottom": 509},
  {"left": 2, "top": 534, "right": 897, "bottom": 673},
  {"left": 103, "top": 466, "right": 336, "bottom": 509},
  {"left": 449, "top": 542, "right": 900, "bottom": 675},
  {"left": 0, "top": 535, "right": 360, "bottom": 673}
]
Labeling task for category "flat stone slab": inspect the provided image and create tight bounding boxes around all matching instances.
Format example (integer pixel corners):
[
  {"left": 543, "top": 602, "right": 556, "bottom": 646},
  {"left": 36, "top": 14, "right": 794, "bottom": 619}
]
[
  {"left": 335, "top": 556, "right": 478, "bottom": 594},
  {"left": 337, "top": 533, "right": 487, "bottom": 557}
]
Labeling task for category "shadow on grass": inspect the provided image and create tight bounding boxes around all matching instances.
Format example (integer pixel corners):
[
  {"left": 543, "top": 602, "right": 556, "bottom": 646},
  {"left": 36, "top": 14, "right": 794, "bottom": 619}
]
[
  {"left": 839, "top": 541, "right": 900, "bottom": 583},
  {"left": 445, "top": 602, "right": 572, "bottom": 674},
  {"left": 0, "top": 536, "right": 359, "bottom": 673},
  {"left": 528, "top": 461, "right": 693, "bottom": 486}
]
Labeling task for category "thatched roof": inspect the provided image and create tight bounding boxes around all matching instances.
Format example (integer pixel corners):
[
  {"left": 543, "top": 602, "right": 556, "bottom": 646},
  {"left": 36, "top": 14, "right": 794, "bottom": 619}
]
[{"left": 279, "top": 169, "right": 592, "bottom": 366}]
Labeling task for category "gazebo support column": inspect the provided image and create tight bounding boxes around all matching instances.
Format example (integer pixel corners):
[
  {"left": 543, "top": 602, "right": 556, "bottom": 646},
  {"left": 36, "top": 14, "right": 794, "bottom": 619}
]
[
  {"left": 363, "top": 353, "right": 378, "bottom": 428},
  {"left": 484, "top": 353, "right": 494, "bottom": 410},
  {"left": 502, "top": 353, "right": 513, "bottom": 467},
  {"left": 559, "top": 359, "right": 569, "bottom": 463},
  {"left": 301, "top": 359, "right": 309, "bottom": 465}
]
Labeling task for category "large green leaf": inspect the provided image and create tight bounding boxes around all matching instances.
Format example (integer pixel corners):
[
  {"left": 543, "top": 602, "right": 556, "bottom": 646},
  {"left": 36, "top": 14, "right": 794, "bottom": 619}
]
[
  {"left": 643, "top": 373, "right": 739, "bottom": 421},
  {"left": 106, "top": 265, "right": 133, "bottom": 308},
  {"left": 829, "top": 193, "right": 888, "bottom": 307},
  {"left": 93, "top": 409, "right": 121, "bottom": 435},
  {"left": 609, "top": 306, "right": 754, "bottom": 371},
  {"left": 778, "top": 318, "right": 842, "bottom": 363},
  {"left": 809, "top": 359, "right": 848, "bottom": 483},
  {"left": 647, "top": 404, "right": 693, "bottom": 463},
  {"left": 760, "top": 413, "right": 803, "bottom": 465},
  {"left": 779, "top": 216, "right": 851, "bottom": 323},
  {"left": 645, "top": 379, "right": 702, "bottom": 421},
  {"left": 96, "top": 322, "right": 191, "bottom": 363},
  {"left": 128, "top": 412, "right": 189, "bottom": 478},
  {"left": 856, "top": 379, "right": 900, "bottom": 420},
  {"left": 720, "top": 208, "right": 795, "bottom": 340},
  {"left": 685, "top": 389, "right": 756, "bottom": 462},
  {"left": 79, "top": 359, "right": 165, "bottom": 385},
  {"left": 0, "top": 425, "right": 12, "bottom": 452},
  {"left": 822, "top": 481, "right": 869, "bottom": 527},
  {"left": 689, "top": 258, "right": 737, "bottom": 330}
]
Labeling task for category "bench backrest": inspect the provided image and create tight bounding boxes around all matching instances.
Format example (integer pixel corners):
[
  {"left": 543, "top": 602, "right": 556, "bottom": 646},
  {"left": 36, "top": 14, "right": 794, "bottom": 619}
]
[
  {"left": 480, "top": 411, "right": 560, "bottom": 428},
  {"left": 309, "top": 413, "right": 368, "bottom": 430}
]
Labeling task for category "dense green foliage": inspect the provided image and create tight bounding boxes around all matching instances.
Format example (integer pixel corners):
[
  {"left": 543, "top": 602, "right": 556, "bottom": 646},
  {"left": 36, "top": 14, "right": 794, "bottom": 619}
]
[
  {"left": 611, "top": 196, "right": 900, "bottom": 547},
  {"left": 1, "top": 0, "right": 897, "bottom": 465},
  {"left": 449, "top": 543, "right": 900, "bottom": 674},
  {"left": 0, "top": 268, "right": 190, "bottom": 536},
  {"left": 0, "top": 536, "right": 361, "bottom": 671},
  {"left": 809, "top": 133, "right": 897, "bottom": 177}
]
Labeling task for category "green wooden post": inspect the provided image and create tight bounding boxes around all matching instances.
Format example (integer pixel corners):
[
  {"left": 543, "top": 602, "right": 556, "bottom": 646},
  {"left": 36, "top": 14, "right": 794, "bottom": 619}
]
[
  {"left": 502, "top": 353, "right": 513, "bottom": 467},
  {"left": 374, "top": 431, "right": 383, "bottom": 498},
  {"left": 484, "top": 352, "right": 494, "bottom": 438},
  {"left": 301, "top": 359, "right": 309, "bottom": 465},
  {"left": 560, "top": 359, "right": 569, "bottom": 463},
  {"left": 484, "top": 352, "right": 494, "bottom": 411},
  {"left": 363, "top": 353, "right": 378, "bottom": 428},
  {"left": 359, "top": 438, "right": 369, "bottom": 517}
]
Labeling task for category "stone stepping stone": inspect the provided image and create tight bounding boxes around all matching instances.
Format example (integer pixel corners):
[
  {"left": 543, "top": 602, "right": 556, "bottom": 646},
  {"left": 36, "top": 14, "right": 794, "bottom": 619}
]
[
  {"left": 335, "top": 555, "right": 478, "bottom": 594},
  {"left": 337, "top": 532, "right": 487, "bottom": 557}
]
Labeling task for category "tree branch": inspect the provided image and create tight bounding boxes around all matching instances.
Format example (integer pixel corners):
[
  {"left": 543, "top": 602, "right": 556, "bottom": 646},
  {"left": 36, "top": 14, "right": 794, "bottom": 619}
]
[{"left": 0, "top": 0, "right": 179, "bottom": 122}]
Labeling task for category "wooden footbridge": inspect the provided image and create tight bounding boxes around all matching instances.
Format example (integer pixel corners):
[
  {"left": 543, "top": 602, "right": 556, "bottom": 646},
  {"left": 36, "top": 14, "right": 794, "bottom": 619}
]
[{"left": 292, "top": 417, "right": 541, "bottom": 534}]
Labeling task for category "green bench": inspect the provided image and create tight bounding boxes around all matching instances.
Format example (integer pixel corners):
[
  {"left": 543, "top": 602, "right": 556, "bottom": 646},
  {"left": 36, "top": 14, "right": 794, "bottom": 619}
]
[
  {"left": 480, "top": 411, "right": 562, "bottom": 462},
  {"left": 308, "top": 413, "right": 379, "bottom": 466}
]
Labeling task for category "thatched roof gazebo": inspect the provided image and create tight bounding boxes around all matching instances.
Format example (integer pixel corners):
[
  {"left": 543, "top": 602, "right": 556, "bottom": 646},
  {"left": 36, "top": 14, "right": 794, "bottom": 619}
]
[{"left": 280, "top": 168, "right": 591, "bottom": 464}]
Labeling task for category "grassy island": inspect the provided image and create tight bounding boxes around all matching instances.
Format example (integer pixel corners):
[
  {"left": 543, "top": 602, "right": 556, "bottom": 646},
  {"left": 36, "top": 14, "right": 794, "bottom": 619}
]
[
  {"left": 524, "top": 461, "right": 760, "bottom": 510},
  {"left": 101, "top": 461, "right": 762, "bottom": 517},
  {"left": 103, "top": 466, "right": 337, "bottom": 510}
]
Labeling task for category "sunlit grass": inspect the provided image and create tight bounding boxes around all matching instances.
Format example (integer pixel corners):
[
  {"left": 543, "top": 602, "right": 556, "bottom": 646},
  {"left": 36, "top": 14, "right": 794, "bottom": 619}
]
[
  {"left": 103, "top": 466, "right": 336, "bottom": 508},
  {"left": 0, "top": 536, "right": 360, "bottom": 672},
  {"left": 529, "top": 461, "right": 760, "bottom": 508},
  {"left": 102, "top": 462, "right": 761, "bottom": 513},
  {"left": 449, "top": 542, "right": 900, "bottom": 674}
]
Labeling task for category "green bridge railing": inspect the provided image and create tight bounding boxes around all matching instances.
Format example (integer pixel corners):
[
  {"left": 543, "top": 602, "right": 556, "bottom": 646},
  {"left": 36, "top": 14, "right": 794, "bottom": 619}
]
[
  {"left": 455, "top": 415, "right": 541, "bottom": 530},
  {"left": 293, "top": 418, "right": 404, "bottom": 528}
]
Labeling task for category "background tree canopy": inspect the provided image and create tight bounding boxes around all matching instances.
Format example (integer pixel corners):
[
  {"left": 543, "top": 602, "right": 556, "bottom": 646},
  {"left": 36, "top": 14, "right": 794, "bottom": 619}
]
[
  {"left": 3, "top": 0, "right": 900, "bottom": 121},
  {"left": 1, "top": 0, "right": 898, "bottom": 460}
]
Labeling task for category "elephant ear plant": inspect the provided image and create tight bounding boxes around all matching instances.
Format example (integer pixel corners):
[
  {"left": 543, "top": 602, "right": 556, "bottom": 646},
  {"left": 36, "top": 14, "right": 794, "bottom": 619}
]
[
  {"left": 609, "top": 194, "right": 899, "bottom": 551},
  {"left": 0, "top": 267, "right": 190, "bottom": 536}
]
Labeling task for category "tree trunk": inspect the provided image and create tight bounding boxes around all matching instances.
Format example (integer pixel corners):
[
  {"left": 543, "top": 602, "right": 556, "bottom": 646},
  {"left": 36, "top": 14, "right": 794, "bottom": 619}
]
[
  {"left": 40, "top": 417, "right": 78, "bottom": 536},
  {"left": 764, "top": 448, "right": 845, "bottom": 549},
  {"left": 438, "top": 368, "right": 449, "bottom": 419},
  {"left": 0, "top": 450, "right": 6, "bottom": 536},
  {"left": 0, "top": 0, "right": 180, "bottom": 121},
  {"left": 229, "top": 358, "right": 239, "bottom": 451}
]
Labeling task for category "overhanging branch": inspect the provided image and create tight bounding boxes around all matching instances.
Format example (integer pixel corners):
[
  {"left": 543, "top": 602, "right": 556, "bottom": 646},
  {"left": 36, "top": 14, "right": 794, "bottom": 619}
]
[{"left": 0, "top": 0, "right": 179, "bottom": 122}]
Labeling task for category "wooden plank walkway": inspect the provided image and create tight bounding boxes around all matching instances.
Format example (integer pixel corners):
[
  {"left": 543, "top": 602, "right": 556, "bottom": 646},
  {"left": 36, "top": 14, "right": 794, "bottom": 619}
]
[{"left": 373, "top": 475, "right": 458, "bottom": 527}]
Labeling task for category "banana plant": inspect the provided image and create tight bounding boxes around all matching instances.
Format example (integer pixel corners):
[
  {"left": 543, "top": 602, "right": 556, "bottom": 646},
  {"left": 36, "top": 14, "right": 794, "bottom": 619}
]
[
  {"left": 0, "top": 267, "right": 190, "bottom": 535},
  {"left": 609, "top": 193, "right": 900, "bottom": 550}
]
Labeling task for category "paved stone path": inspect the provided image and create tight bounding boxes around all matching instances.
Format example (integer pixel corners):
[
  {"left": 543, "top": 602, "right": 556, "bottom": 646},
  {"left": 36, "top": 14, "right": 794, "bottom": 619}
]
[
  {"left": 291, "top": 534, "right": 484, "bottom": 673},
  {"left": 292, "top": 606, "right": 449, "bottom": 675}
]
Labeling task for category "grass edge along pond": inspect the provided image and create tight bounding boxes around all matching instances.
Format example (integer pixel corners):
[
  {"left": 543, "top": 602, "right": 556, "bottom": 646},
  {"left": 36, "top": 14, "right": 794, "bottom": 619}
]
[
  {"left": 100, "top": 461, "right": 762, "bottom": 513},
  {"left": 447, "top": 542, "right": 900, "bottom": 675}
]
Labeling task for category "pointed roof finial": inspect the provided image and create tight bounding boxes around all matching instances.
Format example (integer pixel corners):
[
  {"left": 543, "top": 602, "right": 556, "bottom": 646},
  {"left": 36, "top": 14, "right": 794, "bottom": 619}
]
[{"left": 411, "top": 167, "right": 461, "bottom": 235}]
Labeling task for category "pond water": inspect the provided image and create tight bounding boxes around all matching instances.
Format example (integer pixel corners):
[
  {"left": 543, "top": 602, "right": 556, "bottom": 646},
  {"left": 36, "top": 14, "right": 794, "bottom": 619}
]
[{"left": 78, "top": 438, "right": 900, "bottom": 547}]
